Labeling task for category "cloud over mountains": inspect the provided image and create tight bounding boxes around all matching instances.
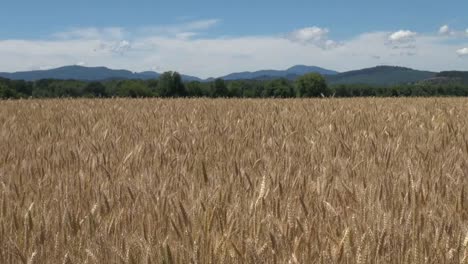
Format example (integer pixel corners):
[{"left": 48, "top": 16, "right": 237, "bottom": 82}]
[{"left": 0, "top": 20, "right": 466, "bottom": 78}]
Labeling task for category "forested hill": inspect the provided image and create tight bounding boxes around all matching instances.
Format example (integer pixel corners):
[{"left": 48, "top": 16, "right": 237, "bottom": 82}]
[
  {"left": 437, "top": 71, "right": 468, "bottom": 84},
  {"left": 219, "top": 65, "right": 338, "bottom": 80},
  {"left": 0, "top": 65, "right": 337, "bottom": 82},
  {"left": 2, "top": 70, "right": 468, "bottom": 99},
  {"left": 0, "top": 66, "right": 202, "bottom": 82},
  {"left": 1, "top": 65, "right": 466, "bottom": 87},
  {"left": 326, "top": 66, "right": 436, "bottom": 86}
]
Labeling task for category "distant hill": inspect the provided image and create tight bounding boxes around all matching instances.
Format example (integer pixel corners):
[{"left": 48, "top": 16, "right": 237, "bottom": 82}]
[
  {"left": 417, "top": 77, "right": 464, "bottom": 86},
  {"left": 250, "top": 73, "right": 302, "bottom": 81},
  {"left": 0, "top": 66, "right": 202, "bottom": 82},
  {"left": 2, "top": 65, "right": 462, "bottom": 86},
  {"left": 418, "top": 71, "right": 468, "bottom": 85},
  {"left": 435, "top": 71, "right": 468, "bottom": 84},
  {"left": 220, "top": 65, "right": 338, "bottom": 80},
  {"left": 327, "top": 66, "right": 436, "bottom": 86}
]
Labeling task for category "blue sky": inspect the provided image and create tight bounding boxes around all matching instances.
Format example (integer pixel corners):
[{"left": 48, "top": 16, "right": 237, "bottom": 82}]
[{"left": 1, "top": 0, "right": 467, "bottom": 77}]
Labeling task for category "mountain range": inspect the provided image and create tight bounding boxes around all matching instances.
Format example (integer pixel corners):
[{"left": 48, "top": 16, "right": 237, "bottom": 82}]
[
  {"left": 1, "top": 65, "right": 466, "bottom": 86},
  {"left": 0, "top": 66, "right": 202, "bottom": 82},
  {"left": 326, "top": 66, "right": 436, "bottom": 86},
  {"left": 0, "top": 65, "right": 336, "bottom": 83},
  {"left": 220, "top": 65, "right": 338, "bottom": 80}
]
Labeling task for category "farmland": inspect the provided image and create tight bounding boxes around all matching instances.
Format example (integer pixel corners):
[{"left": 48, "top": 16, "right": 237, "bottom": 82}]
[{"left": 1, "top": 98, "right": 468, "bottom": 263}]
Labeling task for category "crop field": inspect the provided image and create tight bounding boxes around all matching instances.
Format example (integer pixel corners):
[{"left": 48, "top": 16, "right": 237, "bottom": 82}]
[{"left": 1, "top": 98, "right": 468, "bottom": 264}]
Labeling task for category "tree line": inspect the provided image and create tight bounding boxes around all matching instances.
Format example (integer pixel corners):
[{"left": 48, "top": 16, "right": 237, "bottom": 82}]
[{"left": 1, "top": 71, "right": 468, "bottom": 99}]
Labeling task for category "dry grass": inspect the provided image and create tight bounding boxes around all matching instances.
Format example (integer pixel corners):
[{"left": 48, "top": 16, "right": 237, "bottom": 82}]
[{"left": 0, "top": 98, "right": 467, "bottom": 263}]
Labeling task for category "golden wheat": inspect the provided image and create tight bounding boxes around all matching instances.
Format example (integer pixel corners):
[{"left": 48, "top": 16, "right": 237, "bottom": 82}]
[{"left": 0, "top": 98, "right": 467, "bottom": 263}]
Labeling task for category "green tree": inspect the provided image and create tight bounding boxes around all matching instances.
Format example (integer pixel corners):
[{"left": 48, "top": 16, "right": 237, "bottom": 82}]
[
  {"left": 227, "top": 81, "right": 244, "bottom": 97},
  {"left": 117, "top": 81, "right": 152, "bottom": 98},
  {"left": 211, "top": 78, "right": 228, "bottom": 97},
  {"left": 12, "top": 80, "right": 33, "bottom": 97},
  {"left": 186, "top": 81, "right": 204, "bottom": 97},
  {"left": 84, "top": 82, "right": 107, "bottom": 97},
  {"left": 157, "top": 72, "right": 186, "bottom": 97},
  {"left": 32, "top": 79, "right": 55, "bottom": 98},
  {"left": 0, "top": 83, "right": 16, "bottom": 98},
  {"left": 146, "top": 79, "right": 159, "bottom": 95},
  {"left": 333, "top": 84, "right": 352, "bottom": 97},
  {"left": 295, "top": 73, "right": 329, "bottom": 97},
  {"left": 264, "top": 78, "right": 294, "bottom": 98}
]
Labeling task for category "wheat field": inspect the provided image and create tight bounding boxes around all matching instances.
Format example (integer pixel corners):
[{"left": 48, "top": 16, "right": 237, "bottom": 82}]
[{"left": 0, "top": 98, "right": 467, "bottom": 264}]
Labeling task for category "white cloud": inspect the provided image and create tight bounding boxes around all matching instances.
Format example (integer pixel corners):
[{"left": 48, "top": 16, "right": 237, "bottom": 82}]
[
  {"left": 389, "top": 30, "right": 417, "bottom": 43},
  {"left": 139, "top": 19, "right": 220, "bottom": 39},
  {"left": 0, "top": 21, "right": 467, "bottom": 78},
  {"left": 288, "top": 27, "right": 328, "bottom": 43},
  {"left": 439, "top": 25, "right": 451, "bottom": 35},
  {"left": 287, "top": 27, "right": 339, "bottom": 49},
  {"left": 437, "top": 25, "right": 468, "bottom": 37},
  {"left": 53, "top": 27, "right": 125, "bottom": 40},
  {"left": 95, "top": 40, "right": 132, "bottom": 55},
  {"left": 112, "top": 40, "right": 131, "bottom": 54},
  {"left": 457, "top": 48, "right": 468, "bottom": 56},
  {"left": 183, "top": 19, "right": 220, "bottom": 31},
  {"left": 387, "top": 30, "right": 418, "bottom": 53},
  {"left": 175, "top": 32, "right": 198, "bottom": 40}
]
